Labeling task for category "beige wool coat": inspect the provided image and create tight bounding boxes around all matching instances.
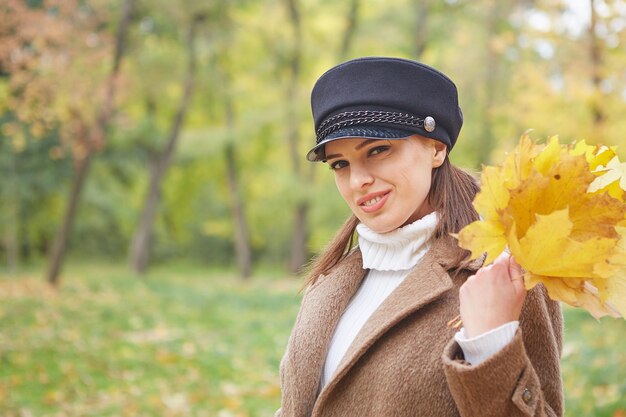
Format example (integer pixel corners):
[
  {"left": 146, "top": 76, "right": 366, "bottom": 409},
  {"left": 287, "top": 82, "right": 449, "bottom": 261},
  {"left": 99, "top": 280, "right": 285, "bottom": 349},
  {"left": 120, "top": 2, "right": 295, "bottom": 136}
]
[{"left": 275, "top": 236, "right": 564, "bottom": 417}]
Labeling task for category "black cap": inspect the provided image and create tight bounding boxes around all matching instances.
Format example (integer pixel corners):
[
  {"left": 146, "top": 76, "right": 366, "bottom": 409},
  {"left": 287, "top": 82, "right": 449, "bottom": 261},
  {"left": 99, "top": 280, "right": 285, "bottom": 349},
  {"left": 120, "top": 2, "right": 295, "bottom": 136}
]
[{"left": 307, "top": 57, "right": 463, "bottom": 162}]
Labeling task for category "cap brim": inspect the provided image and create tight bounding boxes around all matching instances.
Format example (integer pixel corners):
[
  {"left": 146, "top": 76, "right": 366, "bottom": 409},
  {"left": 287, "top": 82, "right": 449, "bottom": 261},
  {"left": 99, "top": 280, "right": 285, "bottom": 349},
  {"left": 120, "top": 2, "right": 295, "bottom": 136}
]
[{"left": 306, "top": 126, "right": 415, "bottom": 162}]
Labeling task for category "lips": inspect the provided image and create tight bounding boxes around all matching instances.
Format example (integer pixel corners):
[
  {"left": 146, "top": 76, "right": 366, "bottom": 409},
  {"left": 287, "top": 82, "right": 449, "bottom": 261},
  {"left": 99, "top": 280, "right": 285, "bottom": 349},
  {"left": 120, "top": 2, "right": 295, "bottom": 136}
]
[{"left": 357, "top": 190, "right": 391, "bottom": 213}]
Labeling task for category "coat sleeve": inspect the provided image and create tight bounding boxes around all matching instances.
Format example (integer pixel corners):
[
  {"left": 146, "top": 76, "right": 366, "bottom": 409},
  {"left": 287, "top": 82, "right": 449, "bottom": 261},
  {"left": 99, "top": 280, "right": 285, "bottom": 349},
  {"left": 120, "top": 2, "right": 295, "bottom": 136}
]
[{"left": 441, "top": 284, "right": 564, "bottom": 417}]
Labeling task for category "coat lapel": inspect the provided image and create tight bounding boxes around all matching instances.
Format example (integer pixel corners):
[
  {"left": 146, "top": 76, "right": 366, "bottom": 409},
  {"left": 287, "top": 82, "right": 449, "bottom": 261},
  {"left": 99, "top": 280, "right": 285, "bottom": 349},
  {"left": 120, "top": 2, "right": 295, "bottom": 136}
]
[
  {"left": 316, "top": 236, "right": 461, "bottom": 401},
  {"left": 286, "top": 249, "right": 367, "bottom": 417}
]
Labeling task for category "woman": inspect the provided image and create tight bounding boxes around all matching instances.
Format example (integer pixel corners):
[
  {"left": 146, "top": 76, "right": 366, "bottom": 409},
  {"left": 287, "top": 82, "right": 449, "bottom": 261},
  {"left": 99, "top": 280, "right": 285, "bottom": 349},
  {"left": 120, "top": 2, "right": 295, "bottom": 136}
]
[{"left": 276, "top": 57, "right": 563, "bottom": 417}]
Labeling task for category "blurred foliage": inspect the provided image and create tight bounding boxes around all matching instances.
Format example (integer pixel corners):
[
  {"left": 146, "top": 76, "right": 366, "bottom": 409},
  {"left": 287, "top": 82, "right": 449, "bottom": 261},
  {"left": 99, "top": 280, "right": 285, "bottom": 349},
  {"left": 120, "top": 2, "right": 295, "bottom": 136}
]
[
  {"left": 1, "top": 0, "right": 626, "bottom": 269},
  {"left": 0, "top": 0, "right": 626, "bottom": 264},
  {"left": 0, "top": 266, "right": 624, "bottom": 416}
]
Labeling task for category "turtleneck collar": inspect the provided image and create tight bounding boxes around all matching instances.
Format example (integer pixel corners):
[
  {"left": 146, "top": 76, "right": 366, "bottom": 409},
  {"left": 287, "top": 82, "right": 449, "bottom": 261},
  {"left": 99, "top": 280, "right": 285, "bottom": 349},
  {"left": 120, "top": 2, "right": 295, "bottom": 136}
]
[{"left": 356, "top": 211, "right": 438, "bottom": 271}]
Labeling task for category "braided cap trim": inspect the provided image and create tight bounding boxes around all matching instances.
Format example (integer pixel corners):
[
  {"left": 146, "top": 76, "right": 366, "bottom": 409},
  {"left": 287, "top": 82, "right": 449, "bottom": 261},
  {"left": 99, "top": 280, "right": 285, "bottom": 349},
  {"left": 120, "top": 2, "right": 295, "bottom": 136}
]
[{"left": 316, "top": 110, "right": 426, "bottom": 143}]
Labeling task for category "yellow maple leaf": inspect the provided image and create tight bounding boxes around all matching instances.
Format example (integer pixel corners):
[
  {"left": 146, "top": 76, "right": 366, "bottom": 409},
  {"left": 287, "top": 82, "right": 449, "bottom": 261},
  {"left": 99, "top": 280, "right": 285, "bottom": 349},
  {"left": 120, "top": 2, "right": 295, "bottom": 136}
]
[
  {"left": 473, "top": 165, "right": 510, "bottom": 222},
  {"left": 604, "top": 277, "right": 626, "bottom": 318},
  {"left": 508, "top": 209, "right": 615, "bottom": 278},
  {"left": 501, "top": 133, "right": 542, "bottom": 189},
  {"left": 508, "top": 154, "right": 624, "bottom": 241},
  {"left": 455, "top": 220, "right": 507, "bottom": 265},
  {"left": 572, "top": 140, "right": 617, "bottom": 170},
  {"left": 594, "top": 227, "right": 626, "bottom": 313},
  {"left": 457, "top": 134, "right": 626, "bottom": 319},
  {"left": 533, "top": 135, "right": 562, "bottom": 175},
  {"left": 589, "top": 156, "right": 626, "bottom": 201},
  {"left": 526, "top": 276, "right": 620, "bottom": 319}
]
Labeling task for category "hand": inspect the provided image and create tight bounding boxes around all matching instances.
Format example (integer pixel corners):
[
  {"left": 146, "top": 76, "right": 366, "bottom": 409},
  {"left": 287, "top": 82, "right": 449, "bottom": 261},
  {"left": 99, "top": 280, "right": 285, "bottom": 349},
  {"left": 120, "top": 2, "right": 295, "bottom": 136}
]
[{"left": 459, "top": 251, "right": 526, "bottom": 338}]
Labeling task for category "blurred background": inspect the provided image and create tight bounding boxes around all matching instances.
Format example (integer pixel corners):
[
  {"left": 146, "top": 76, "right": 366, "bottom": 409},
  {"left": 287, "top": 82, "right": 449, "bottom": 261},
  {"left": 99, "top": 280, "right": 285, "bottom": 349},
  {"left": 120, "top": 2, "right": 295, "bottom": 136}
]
[{"left": 0, "top": 0, "right": 625, "bottom": 416}]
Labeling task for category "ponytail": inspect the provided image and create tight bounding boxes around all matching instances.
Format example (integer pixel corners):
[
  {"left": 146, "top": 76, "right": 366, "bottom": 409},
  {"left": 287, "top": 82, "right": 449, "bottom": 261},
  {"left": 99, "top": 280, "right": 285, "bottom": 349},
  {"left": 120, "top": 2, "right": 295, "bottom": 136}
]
[
  {"left": 304, "top": 215, "right": 359, "bottom": 288},
  {"left": 429, "top": 158, "right": 480, "bottom": 238},
  {"left": 428, "top": 158, "right": 480, "bottom": 273}
]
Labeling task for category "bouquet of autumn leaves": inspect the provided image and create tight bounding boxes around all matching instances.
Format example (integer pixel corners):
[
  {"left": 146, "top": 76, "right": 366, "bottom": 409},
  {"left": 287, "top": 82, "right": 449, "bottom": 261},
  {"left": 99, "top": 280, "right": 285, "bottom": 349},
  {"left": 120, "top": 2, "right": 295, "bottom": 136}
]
[{"left": 456, "top": 134, "right": 626, "bottom": 319}]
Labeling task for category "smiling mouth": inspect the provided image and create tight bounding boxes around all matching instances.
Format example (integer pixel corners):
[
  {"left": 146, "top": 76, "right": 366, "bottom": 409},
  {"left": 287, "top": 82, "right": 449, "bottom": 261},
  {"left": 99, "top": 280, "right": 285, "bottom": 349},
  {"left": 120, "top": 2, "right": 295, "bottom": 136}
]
[
  {"left": 358, "top": 191, "right": 391, "bottom": 212},
  {"left": 362, "top": 195, "right": 384, "bottom": 207},
  {"left": 359, "top": 190, "right": 390, "bottom": 206}
]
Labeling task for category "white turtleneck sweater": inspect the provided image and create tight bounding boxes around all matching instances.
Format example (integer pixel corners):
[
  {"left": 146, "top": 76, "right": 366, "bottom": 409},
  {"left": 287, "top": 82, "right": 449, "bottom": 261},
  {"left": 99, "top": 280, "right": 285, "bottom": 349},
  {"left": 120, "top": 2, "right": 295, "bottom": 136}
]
[{"left": 320, "top": 212, "right": 518, "bottom": 388}]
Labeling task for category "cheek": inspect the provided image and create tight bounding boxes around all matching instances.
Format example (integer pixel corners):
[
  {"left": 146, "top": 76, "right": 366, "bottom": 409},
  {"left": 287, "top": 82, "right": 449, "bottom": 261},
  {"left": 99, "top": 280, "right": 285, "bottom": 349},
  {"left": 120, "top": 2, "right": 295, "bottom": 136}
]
[
  {"left": 399, "top": 164, "right": 432, "bottom": 190},
  {"left": 397, "top": 166, "right": 433, "bottom": 203},
  {"left": 334, "top": 175, "right": 354, "bottom": 206}
]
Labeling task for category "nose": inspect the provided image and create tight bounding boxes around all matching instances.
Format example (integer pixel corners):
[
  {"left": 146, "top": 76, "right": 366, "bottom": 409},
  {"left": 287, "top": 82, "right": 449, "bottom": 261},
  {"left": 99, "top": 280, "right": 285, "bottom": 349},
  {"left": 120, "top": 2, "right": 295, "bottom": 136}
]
[{"left": 350, "top": 163, "right": 374, "bottom": 190}]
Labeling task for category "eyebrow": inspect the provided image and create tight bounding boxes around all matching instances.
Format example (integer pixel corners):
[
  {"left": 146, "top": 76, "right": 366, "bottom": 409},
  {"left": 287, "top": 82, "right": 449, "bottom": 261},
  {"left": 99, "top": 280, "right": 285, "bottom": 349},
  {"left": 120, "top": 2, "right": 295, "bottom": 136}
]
[{"left": 325, "top": 139, "right": 382, "bottom": 160}]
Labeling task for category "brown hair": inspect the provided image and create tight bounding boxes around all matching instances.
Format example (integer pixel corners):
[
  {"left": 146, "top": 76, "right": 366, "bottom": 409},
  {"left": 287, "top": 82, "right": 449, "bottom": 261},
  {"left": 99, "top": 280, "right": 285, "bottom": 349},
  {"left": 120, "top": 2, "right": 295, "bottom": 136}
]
[{"left": 304, "top": 157, "right": 480, "bottom": 287}]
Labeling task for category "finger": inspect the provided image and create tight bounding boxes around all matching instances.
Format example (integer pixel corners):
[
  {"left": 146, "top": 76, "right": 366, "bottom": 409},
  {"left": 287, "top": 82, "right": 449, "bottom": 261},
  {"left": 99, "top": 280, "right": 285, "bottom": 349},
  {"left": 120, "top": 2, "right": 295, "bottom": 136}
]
[
  {"left": 508, "top": 256, "right": 523, "bottom": 279},
  {"left": 510, "top": 272, "right": 526, "bottom": 292},
  {"left": 506, "top": 255, "right": 524, "bottom": 287},
  {"left": 492, "top": 250, "right": 510, "bottom": 266}
]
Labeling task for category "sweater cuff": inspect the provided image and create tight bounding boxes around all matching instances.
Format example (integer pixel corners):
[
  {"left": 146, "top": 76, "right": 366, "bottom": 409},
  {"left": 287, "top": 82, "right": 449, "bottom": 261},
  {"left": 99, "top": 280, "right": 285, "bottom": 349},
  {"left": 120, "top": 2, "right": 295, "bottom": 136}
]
[{"left": 454, "top": 321, "right": 519, "bottom": 365}]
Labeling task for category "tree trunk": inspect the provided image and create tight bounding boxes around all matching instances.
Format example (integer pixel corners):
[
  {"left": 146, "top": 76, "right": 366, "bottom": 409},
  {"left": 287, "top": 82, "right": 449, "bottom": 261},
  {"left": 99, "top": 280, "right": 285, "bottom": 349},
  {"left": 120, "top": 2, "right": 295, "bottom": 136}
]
[
  {"left": 218, "top": 59, "right": 253, "bottom": 278},
  {"left": 414, "top": 0, "right": 432, "bottom": 59},
  {"left": 3, "top": 154, "right": 19, "bottom": 273},
  {"left": 285, "top": 0, "right": 302, "bottom": 178},
  {"left": 588, "top": 0, "right": 605, "bottom": 134},
  {"left": 211, "top": 14, "right": 254, "bottom": 279},
  {"left": 224, "top": 141, "right": 252, "bottom": 279},
  {"left": 477, "top": 0, "right": 510, "bottom": 164},
  {"left": 338, "top": 0, "right": 360, "bottom": 61},
  {"left": 128, "top": 155, "right": 160, "bottom": 274},
  {"left": 129, "top": 15, "right": 200, "bottom": 275},
  {"left": 4, "top": 201, "right": 18, "bottom": 273},
  {"left": 290, "top": 201, "right": 309, "bottom": 274},
  {"left": 46, "top": 0, "right": 134, "bottom": 286},
  {"left": 46, "top": 154, "right": 92, "bottom": 285},
  {"left": 93, "top": 0, "right": 135, "bottom": 150},
  {"left": 284, "top": 0, "right": 309, "bottom": 274}
]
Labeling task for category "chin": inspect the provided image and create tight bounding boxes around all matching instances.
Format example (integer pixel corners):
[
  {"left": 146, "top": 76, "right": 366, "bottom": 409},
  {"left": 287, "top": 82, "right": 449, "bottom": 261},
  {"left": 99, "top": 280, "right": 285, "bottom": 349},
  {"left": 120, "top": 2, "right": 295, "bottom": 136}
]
[{"left": 360, "top": 217, "right": 405, "bottom": 234}]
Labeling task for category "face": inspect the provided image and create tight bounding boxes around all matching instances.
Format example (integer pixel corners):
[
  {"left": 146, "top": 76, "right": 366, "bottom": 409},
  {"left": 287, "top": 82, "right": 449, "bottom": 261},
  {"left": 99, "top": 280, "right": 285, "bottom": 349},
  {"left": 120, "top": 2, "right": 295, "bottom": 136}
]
[{"left": 325, "top": 135, "right": 446, "bottom": 234}]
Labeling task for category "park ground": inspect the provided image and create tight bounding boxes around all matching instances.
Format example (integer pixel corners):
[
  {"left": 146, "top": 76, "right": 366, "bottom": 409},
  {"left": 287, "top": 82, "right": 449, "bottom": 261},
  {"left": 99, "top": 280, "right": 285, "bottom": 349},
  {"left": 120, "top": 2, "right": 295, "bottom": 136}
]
[{"left": 1, "top": 263, "right": 625, "bottom": 417}]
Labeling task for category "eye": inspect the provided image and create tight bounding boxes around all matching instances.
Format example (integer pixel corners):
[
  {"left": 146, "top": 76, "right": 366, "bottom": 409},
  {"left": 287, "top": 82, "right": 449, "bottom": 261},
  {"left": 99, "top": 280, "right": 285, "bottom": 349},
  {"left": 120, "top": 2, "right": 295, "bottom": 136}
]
[
  {"left": 329, "top": 160, "right": 349, "bottom": 170},
  {"left": 368, "top": 145, "right": 390, "bottom": 156}
]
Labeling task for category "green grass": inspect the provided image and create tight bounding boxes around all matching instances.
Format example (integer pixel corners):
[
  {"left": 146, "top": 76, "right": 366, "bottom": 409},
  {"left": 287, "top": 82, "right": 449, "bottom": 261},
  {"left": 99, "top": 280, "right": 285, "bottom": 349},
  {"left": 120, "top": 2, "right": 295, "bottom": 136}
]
[
  {"left": 0, "top": 264, "right": 624, "bottom": 417},
  {"left": 560, "top": 308, "right": 626, "bottom": 417},
  {"left": 0, "top": 264, "right": 301, "bottom": 417}
]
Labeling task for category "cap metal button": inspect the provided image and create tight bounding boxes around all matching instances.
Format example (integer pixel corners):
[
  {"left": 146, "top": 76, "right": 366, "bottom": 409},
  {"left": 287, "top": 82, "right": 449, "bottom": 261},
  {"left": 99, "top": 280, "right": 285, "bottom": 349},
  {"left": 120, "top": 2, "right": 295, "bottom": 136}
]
[
  {"left": 424, "top": 116, "right": 436, "bottom": 132},
  {"left": 522, "top": 388, "right": 532, "bottom": 404}
]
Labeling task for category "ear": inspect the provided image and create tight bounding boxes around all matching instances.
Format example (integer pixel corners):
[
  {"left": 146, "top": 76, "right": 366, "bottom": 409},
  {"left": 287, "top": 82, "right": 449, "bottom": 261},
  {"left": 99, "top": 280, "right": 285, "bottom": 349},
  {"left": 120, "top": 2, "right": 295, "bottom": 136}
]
[{"left": 432, "top": 141, "right": 447, "bottom": 168}]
